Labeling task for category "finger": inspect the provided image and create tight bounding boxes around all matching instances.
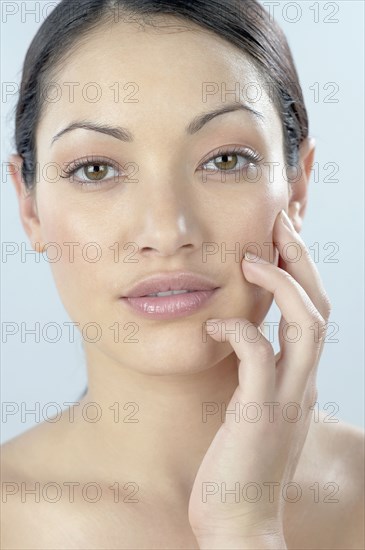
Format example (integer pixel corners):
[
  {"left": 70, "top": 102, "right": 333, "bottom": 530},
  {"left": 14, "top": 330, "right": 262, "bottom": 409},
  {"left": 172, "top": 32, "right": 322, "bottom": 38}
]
[
  {"left": 241, "top": 253, "right": 326, "bottom": 400},
  {"left": 275, "top": 312, "right": 323, "bottom": 402},
  {"left": 205, "top": 318, "right": 276, "bottom": 405},
  {"left": 272, "top": 209, "right": 330, "bottom": 396},
  {"left": 273, "top": 209, "right": 332, "bottom": 321}
]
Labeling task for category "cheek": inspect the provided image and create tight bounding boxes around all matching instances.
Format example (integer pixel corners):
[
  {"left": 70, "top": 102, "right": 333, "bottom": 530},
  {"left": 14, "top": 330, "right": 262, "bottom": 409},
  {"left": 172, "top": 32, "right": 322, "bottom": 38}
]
[
  {"left": 210, "top": 191, "right": 282, "bottom": 323},
  {"left": 36, "top": 193, "right": 110, "bottom": 323},
  {"left": 216, "top": 188, "right": 282, "bottom": 261}
]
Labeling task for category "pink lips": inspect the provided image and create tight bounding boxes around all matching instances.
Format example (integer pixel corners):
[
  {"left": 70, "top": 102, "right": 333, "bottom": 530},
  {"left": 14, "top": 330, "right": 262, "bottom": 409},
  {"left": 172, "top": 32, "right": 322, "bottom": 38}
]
[{"left": 119, "top": 271, "right": 220, "bottom": 319}]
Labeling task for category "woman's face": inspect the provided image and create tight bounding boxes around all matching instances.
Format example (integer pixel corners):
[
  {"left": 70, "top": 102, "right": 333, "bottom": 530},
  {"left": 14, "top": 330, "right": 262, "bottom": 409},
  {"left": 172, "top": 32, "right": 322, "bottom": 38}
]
[{"left": 28, "top": 19, "right": 288, "bottom": 375}]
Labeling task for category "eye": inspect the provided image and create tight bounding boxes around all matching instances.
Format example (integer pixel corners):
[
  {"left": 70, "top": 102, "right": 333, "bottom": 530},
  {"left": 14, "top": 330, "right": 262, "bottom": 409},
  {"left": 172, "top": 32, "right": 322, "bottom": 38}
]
[
  {"left": 199, "top": 145, "right": 263, "bottom": 176},
  {"left": 60, "top": 156, "right": 123, "bottom": 186},
  {"left": 78, "top": 164, "right": 111, "bottom": 181}
]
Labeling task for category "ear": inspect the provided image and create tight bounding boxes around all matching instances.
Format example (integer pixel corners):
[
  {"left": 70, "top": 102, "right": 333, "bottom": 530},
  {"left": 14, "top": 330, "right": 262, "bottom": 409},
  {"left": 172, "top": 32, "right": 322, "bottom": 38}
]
[
  {"left": 287, "top": 137, "right": 316, "bottom": 233},
  {"left": 8, "top": 154, "right": 43, "bottom": 251}
]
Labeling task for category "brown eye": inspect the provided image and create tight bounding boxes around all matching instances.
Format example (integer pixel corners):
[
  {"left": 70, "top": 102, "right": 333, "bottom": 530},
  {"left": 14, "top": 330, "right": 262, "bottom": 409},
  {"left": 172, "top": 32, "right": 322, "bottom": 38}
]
[
  {"left": 61, "top": 157, "right": 122, "bottom": 187},
  {"left": 214, "top": 153, "right": 238, "bottom": 171},
  {"left": 83, "top": 164, "right": 109, "bottom": 180},
  {"left": 200, "top": 146, "right": 262, "bottom": 177}
]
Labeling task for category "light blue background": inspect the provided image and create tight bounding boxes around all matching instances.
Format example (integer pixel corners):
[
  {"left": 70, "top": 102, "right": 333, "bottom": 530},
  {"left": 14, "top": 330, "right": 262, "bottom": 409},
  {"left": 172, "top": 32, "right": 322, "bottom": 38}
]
[{"left": 1, "top": 0, "right": 364, "bottom": 443}]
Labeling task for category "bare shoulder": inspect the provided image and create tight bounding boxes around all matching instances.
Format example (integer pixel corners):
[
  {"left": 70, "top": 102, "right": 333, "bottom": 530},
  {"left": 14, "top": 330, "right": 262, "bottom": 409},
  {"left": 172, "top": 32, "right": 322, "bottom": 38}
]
[
  {"left": 313, "top": 408, "right": 364, "bottom": 464},
  {"left": 285, "top": 409, "right": 365, "bottom": 550},
  {"left": 319, "top": 411, "right": 365, "bottom": 548},
  {"left": 1, "top": 426, "right": 53, "bottom": 549},
  {"left": 1, "top": 419, "right": 61, "bottom": 480},
  {"left": 0, "top": 423, "right": 92, "bottom": 549},
  {"left": 0, "top": 425, "right": 150, "bottom": 550}
]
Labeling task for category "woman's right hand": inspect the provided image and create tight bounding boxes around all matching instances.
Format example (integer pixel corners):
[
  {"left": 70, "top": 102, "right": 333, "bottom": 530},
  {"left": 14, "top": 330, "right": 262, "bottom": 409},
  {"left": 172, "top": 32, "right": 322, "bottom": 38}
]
[{"left": 188, "top": 209, "right": 331, "bottom": 549}]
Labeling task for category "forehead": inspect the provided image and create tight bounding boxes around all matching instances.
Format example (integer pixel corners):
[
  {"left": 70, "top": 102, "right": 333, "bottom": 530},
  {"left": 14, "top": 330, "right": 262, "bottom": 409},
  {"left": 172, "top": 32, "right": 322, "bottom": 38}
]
[{"left": 36, "top": 18, "right": 281, "bottom": 145}]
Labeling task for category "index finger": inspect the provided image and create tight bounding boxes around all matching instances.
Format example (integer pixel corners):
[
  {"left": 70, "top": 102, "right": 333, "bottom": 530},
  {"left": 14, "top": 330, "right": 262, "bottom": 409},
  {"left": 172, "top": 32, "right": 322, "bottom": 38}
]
[{"left": 272, "top": 209, "right": 332, "bottom": 322}]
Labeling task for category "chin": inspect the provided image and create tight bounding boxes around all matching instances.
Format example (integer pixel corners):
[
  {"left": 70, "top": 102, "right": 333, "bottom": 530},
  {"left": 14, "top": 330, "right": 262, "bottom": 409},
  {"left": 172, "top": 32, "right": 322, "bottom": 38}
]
[{"left": 93, "top": 330, "right": 234, "bottom": 376}]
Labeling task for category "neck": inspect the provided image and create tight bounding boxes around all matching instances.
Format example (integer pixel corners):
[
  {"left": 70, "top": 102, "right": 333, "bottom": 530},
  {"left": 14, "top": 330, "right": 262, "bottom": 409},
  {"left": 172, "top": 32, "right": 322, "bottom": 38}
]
[{"left": 71, "top": 344, "right": 239, "bottom": 502}]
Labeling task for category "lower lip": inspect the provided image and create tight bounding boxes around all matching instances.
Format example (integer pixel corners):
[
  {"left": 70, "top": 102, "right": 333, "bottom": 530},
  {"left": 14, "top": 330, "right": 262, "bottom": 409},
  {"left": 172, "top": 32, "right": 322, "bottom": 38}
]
[{"left": 120, "top": 289, "right": 219, "bottom": 320}]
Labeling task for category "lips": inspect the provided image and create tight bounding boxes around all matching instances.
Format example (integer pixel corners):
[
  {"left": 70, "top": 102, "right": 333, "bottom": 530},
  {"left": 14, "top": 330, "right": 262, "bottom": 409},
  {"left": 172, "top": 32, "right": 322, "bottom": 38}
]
[{"left": 121, "top": 271, "right": 220, "bottom": 298}]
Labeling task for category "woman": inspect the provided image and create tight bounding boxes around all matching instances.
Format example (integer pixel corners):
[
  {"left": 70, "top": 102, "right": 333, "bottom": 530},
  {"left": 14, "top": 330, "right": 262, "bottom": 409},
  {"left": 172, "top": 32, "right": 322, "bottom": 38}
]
[{"left": 1, "top": 0, "right": 364, "bottom": 548}]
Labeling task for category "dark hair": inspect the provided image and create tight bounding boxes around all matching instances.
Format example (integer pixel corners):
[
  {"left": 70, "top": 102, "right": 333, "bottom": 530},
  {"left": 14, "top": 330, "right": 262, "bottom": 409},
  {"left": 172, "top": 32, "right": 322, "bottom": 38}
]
[{"left": 14, "top": 0, "right": 308, "bottom": 191}]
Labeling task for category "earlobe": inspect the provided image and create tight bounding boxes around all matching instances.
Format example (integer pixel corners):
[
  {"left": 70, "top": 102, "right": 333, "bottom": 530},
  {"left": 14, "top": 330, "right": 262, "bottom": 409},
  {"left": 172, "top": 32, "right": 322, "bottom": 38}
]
[{"left": 8, "top": 153, "right": 43, "bottom": 251}]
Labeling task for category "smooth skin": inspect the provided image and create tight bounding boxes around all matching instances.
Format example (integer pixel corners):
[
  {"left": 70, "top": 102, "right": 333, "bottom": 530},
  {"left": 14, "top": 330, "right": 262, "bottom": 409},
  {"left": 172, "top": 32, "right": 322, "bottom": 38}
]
[{"left": 2, "top": 16, "right": 364, "bottom": 550}]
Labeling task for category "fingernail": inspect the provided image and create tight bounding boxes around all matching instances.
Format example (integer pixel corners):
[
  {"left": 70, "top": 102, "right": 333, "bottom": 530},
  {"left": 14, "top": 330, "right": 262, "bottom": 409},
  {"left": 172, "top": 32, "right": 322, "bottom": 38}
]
[
  {"left": 280, "top": 209, "right": 296, "bottom": 232},
  {"left": 244, "top": 251, "right": 269, "bottom": 264}
]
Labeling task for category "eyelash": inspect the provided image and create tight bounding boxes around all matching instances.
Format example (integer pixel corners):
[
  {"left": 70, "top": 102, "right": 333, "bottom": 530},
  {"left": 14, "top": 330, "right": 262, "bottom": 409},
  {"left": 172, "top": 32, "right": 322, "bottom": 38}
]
[
  {"left": 200, "top": 146, "right": 263, "bottom": 174},
  {"left": 60, "top": 155, "right": 122, "bottom": 187},
  {"left": 60, "top": 146, "right": 264, "bottom": 188}
]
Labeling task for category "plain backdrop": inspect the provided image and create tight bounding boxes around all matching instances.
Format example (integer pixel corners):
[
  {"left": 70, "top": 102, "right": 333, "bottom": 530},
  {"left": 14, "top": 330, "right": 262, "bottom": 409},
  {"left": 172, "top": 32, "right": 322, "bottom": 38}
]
[{"left": 1, "top": 0, "right": 364, "bottom": 443}]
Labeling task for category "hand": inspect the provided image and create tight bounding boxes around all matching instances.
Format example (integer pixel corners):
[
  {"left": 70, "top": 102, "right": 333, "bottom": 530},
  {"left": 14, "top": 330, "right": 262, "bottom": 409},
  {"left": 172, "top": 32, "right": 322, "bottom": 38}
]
[{"left": 188, "top": 209, "right": 332, "bottom": 548}]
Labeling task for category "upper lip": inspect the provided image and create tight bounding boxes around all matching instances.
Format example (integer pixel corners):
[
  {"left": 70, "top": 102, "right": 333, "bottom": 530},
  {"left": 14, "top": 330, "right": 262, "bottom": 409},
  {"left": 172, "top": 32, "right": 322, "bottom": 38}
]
[{"left": 121, "top": 271, "right": 220, "bottom": 298}]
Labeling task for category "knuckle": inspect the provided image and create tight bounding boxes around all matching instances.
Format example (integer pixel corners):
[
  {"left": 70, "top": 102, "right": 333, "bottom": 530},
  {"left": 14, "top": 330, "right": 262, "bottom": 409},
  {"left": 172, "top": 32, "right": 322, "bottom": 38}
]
[
  {"left": 316, "top": 317, "right": 327, "bottom": 343},
  {"left": 302, "top": 246, "right": 314, "bottom": 263},
  {"left": 309, "top": 307, "right": 326, "bottom": 327},
  {"left": 322, "top": 295, "right": 332, "bottom": 319},
  {"left": 305, "top": 309, "right": 327, "bottom": 345}
]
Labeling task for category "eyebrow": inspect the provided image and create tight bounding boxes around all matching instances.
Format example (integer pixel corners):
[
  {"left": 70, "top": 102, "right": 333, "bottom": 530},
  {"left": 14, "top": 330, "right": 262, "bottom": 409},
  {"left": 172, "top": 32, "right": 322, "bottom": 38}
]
[{"left": 50, "top": 102, "right": 264, "bottom": 145}]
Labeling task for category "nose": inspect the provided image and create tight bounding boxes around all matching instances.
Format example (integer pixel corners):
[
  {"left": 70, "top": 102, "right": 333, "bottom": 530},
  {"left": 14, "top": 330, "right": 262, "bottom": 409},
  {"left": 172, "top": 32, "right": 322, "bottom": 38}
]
[{"left": 133, "top": 181, "right": 203, "bottom": 258}]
